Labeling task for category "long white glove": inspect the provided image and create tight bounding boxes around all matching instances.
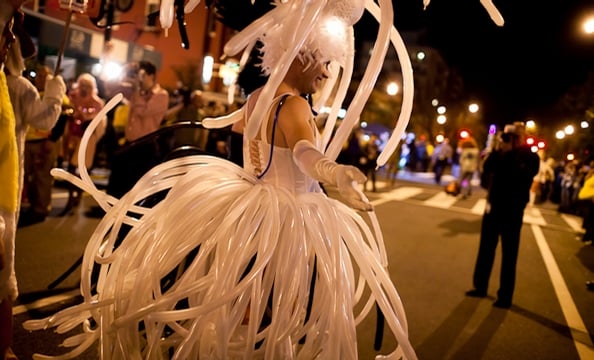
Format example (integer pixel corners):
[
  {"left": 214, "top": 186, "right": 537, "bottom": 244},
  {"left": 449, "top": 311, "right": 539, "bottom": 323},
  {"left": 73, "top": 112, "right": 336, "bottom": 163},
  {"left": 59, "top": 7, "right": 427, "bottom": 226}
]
[
  {"left": 43, "top": 75, "right": 66, "bottom": 103},
  {"left": 293, "top": 139, "right": 372, "bottom": 211}
]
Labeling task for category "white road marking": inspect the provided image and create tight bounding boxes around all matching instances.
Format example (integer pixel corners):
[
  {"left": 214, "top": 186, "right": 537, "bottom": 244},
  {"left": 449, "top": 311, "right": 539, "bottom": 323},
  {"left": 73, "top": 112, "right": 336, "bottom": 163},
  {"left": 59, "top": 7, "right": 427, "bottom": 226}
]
[
  {"left": 471, "top": 198, "right": 486, "bottom": 215},
  {"left": 522, "top": 207, "right": 547, "bottom": 226},
  {"left": 371, "top": 186, "right": 424, "bottom": 206},
  {"left": 424, "top": 191, "right": 458, "bottom": 209},
  {"left": 531, "top": 224, "right": 594, "bottom": 359},
  {"left": 561, "top": 213, "right": 586, "bottom": 234}
]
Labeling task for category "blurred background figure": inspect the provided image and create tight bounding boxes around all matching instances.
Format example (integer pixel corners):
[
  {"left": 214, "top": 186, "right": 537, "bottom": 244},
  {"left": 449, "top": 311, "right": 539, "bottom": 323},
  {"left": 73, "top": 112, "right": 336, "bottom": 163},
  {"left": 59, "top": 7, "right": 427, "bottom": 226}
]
[
  {"left": 61, "top": 73, "right": 105, "bottom": 213},
  {"left": 21, "top": 65, "right": 71, "bottom": 226},
  {"left": 431, "top": 137, "right": 453, "bottom": 185},
  {"left": 362, "top": 133, "right": 379, "bottom": 192},
  {"left": 457, "top": 135, "right": 480, "bottom": 199},
  {"left": 558, "top": 159, "right": 581, "bottom": 214},
  {"left": 539, "top": 157, "right": 556, "bottom": 203},
  {"left": 66, "top": 73, "right": 106, "bottom": 170},
  {"left": 578, "top": 161, "right": 594, "bottom": 233},
  {"left": 415, "top": 134, "right": 430, "bottom": 172},
  {"left": 85, "top": 60, "right": 169, "bottom": 218},
  {"left": 104, "top": 60, "right": 169, "bottom": 143},
  {"left": 529, "top": 150, "right": 555, "bottom": 207}
]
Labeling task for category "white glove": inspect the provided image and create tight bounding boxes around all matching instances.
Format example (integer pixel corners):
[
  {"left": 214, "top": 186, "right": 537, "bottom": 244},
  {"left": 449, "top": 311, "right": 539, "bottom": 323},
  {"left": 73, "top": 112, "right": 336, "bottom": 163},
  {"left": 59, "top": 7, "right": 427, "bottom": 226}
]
[
  {"left": 43, "top": 75, "right": 66, "bottom": 103},
  {"left": 293, "top": 139, "right": 372, "bottom": 211}
]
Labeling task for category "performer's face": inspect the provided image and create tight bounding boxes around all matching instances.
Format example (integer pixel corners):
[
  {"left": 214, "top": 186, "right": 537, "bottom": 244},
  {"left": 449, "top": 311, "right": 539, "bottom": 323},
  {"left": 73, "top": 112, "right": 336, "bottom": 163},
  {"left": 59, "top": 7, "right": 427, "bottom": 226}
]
[{"left": 296, "top": 57, "right": 330, "bottom": 94}]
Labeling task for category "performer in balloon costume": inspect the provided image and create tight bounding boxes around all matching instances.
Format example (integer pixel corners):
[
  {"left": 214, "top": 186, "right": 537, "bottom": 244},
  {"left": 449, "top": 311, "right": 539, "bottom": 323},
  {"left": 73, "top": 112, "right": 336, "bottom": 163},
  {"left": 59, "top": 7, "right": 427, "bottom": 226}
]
[{"left": 24, "top": 0, "right": 504, "bottom": 359}]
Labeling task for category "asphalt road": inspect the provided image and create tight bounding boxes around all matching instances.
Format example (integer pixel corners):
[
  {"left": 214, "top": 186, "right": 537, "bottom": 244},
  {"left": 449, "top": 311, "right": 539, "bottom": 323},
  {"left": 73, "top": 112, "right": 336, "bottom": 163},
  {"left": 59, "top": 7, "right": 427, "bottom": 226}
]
[{"left": 11, "top": 171, "right": 594, "bottom": 359}]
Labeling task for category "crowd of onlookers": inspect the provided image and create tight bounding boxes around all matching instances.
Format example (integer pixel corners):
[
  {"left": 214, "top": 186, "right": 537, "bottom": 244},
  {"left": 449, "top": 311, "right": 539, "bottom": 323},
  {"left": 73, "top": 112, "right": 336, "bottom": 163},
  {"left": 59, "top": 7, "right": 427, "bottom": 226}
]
[
  {"left": 338, "top": 126, "right": 593, "bottom": 243},
  {"left": 18, "top": 61, "right": 242, "bottom": 226}
]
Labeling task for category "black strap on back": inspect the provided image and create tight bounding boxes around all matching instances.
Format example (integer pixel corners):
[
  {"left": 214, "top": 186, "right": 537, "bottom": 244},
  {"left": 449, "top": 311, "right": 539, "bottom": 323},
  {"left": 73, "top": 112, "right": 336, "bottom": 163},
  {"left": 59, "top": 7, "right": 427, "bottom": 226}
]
[{"left": 257, "top": 94, "right": 290, "bottom": 179}]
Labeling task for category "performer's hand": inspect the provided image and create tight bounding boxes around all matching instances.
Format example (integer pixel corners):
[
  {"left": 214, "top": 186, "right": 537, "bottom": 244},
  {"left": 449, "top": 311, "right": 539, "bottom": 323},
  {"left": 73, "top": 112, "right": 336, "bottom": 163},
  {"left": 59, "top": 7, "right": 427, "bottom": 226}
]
[
  {"left": 44, "top": 75, "right": 66, "bottom": 102},
  {"left": 335, "top": 165, "right": 373, "bottom": 212}
]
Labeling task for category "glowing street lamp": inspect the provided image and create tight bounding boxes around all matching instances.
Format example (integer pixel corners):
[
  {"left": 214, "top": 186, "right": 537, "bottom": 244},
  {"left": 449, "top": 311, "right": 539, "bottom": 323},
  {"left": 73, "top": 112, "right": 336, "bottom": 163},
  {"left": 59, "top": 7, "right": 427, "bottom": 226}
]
[
  {"left": 386, "top": 81, "right": 399, "bottom": 96},
  {"left": 468, "top": 103, "right": 479, "bottom": 113},
  {"left": 584, "top": 16, "right": 594, "bottom": 34},
  {"left": 525, "top": 119, "right": 535, "bottom": 130},
  {"left": 564, "top": 124, "right": 575, "bottom": 135}
]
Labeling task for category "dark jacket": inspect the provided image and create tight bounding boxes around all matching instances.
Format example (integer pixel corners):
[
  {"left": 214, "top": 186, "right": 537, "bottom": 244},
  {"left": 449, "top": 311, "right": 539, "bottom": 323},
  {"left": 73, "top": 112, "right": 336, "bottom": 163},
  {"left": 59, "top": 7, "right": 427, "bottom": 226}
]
[{"left": 482, "top": 145, "right": 540, "bottom": 209}]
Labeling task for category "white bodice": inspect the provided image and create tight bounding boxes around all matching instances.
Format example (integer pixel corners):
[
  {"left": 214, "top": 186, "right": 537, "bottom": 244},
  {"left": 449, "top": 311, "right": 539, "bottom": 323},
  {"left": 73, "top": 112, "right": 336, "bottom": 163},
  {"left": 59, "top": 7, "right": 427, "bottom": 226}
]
[{"left": 242, "top": 95, "right": 321, "bottom": 194}]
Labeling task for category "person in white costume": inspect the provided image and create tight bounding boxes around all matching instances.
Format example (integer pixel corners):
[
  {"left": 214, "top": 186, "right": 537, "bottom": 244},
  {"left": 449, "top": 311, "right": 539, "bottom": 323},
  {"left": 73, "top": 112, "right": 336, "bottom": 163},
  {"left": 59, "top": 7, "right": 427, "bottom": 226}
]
[{"left": 24, "top": 0, "right": 505, "bottom": 359}]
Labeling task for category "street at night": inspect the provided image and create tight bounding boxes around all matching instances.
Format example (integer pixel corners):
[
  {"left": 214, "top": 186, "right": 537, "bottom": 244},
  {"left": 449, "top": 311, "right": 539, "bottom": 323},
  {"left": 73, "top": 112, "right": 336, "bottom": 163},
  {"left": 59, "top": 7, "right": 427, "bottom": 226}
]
[{"left": 11, "top": 173, "right": 594, "bottom": 360}]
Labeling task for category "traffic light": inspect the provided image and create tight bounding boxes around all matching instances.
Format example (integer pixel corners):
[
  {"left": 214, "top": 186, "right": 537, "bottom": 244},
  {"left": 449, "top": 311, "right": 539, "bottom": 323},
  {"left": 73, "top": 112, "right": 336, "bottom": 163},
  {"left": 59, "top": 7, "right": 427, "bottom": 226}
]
[
  {"left": 525, "top": 136, "right": 535, "bottom": 146},
  {"left": 458, "top": 129, "right": 470, "bottom": 139}
]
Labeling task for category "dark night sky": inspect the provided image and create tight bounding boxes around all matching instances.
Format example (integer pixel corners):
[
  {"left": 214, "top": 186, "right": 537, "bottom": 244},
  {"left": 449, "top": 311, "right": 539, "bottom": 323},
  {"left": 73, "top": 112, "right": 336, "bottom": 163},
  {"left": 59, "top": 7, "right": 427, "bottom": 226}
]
[{"left": 357, "top": 0, "right": 594, "bottom": 125}]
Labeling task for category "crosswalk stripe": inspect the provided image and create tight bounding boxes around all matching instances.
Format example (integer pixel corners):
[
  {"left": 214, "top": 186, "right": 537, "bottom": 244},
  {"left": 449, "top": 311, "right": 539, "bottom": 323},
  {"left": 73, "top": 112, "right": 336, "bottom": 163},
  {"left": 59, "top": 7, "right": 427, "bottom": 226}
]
[
  {"left": 373, "top": 185, "right": 576, "bottom": 232},
  {"left": 471, "top": 198, "right": 486, "bottom": 215},
  {"left": 560, "top": 213, "right": 584, "bottom": 233},
  {"left": 523, "top": 207, "right": 547, "bottom": 226},
  {"left": 371, "top": 186, "right": 424, "bottom": 206},
  {"left": 388, "top": 186, "right": 423, "bottom": 200},
  {"left": 423, "top": 191, "right": 458, "bottom": 208},
  {"left": 531, "top": 224, "right": 594, "bottom": 358}
]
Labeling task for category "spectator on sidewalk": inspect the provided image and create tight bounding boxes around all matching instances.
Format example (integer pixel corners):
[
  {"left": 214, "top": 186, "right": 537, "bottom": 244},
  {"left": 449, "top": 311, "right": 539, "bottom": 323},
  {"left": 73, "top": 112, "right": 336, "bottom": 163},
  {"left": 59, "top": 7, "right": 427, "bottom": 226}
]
[
  {"left": 105, "top": 60, "right": 169, "bottom": 143},
  {"left": 85, "top": 60, "right": 170, "bottom": 217},
  {"left": 60, "top": 73, "right": 105, "bottom": 214}
]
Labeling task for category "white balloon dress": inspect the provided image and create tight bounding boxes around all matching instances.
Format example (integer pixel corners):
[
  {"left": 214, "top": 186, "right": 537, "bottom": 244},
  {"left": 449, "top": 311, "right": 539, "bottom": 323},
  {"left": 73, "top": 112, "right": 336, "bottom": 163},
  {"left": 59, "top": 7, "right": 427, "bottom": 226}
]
[{"left": 24, "top": 96, "right": 415, "bottom": 360}]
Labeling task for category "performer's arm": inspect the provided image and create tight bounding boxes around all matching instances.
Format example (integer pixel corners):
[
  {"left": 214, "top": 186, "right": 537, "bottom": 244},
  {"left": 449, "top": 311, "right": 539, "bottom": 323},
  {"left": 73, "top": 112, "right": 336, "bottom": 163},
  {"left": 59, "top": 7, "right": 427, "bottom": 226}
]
[{"left": 293, "top": 139, "right": 372, "bottom": 211}]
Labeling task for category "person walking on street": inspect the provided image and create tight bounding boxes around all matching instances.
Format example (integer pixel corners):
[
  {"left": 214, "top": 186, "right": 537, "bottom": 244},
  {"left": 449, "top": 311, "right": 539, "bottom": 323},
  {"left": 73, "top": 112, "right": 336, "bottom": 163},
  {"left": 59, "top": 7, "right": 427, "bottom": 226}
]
[
  {"left": 458, "top": 136, "right": 480, "bottom": 199},
  {"left": 466, "top": 123, "right": 540, "bottom": 308},
  {"left": 431, "top": 137, "right": 453, "bottom": 185}
]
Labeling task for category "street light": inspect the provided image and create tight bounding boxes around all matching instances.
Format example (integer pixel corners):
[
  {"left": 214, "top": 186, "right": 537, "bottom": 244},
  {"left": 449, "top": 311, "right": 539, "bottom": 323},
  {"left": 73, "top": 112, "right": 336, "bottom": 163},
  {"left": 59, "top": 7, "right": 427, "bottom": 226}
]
[
  {"left": 386, "top": 81, "right": 399, "bottom": 96},
  {"left": 584, "top": 16, "right": 594, "bottom": 34},
  {"left": 468, "top": 103, "right": 479, "bottom": 113},
  {"left": 564, "top": 124, "right": 575, "bottom": 135},
  {"left": 526, "top": 119, "right": 536, "bottom": 130}
]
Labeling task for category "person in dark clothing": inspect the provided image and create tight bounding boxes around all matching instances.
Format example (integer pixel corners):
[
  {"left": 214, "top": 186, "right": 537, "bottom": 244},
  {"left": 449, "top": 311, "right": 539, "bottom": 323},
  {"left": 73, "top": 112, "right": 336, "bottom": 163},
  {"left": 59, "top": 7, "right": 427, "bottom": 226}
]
[{"left": 466, "top": 124, "right": 540, "bottom": 308}]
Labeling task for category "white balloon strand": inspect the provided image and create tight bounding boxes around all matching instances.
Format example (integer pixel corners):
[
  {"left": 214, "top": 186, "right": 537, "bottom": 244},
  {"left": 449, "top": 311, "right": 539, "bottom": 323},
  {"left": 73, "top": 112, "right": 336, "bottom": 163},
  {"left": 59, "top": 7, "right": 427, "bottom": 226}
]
[{"left": 324, "top": 0, "right": 392, "bottom": 161}]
